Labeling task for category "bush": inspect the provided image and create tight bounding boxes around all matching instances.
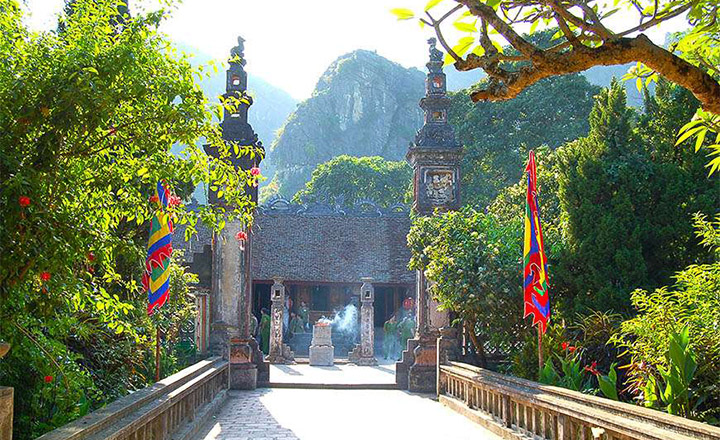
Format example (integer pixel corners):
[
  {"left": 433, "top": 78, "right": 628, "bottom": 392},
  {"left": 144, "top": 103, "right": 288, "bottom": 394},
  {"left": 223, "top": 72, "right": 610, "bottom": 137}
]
[{"left": 611, "top": 215, "right": 720, "bottom": 423}]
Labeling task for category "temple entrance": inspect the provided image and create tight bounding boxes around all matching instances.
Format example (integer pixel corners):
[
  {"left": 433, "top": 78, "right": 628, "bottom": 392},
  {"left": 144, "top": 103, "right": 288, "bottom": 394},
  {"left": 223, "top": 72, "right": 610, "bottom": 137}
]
[
  {"left": 252, "top": 281, "right": 411, "bottom": 360},
  {"left": 249, "top": 280, "right": 414, "bottom": 386}
]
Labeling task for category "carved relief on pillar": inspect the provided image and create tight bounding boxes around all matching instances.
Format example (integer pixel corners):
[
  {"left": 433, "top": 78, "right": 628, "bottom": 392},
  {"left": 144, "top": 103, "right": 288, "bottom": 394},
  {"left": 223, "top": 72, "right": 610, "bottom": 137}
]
[
  {"left": 267, "top": 278, "right": 294, "bottom": 364},
  {"left": 349, "top": 277, "right": 378, "bottom": 366}
]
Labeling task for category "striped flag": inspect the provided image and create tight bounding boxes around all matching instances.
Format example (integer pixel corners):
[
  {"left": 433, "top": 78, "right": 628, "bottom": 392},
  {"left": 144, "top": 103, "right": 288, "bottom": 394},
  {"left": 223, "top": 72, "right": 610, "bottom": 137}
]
[
  {"left": 142, "top": 181, "right": 174, "bottom": 315},
  {"left": 523, "top": 151, "right": 550, "bottom": 334}
]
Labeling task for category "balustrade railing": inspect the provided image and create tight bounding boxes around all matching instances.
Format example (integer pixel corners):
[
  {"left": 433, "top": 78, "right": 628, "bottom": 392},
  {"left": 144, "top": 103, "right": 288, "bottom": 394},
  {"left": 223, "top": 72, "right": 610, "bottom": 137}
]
[
  {"left": 37, "top": 356, "right": 228, "bottom": 440},
  {"left": 438, "top": 361, "right": 720, "bottom": 440}
]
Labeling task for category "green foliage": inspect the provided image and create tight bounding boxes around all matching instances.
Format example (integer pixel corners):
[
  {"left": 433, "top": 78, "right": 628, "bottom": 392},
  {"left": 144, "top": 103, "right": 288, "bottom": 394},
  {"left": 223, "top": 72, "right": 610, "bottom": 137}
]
[
  {"left": 640, "top": 327, "right": 698, "bottom": 418},
  {"left": 597, "top": 364, "right": 619, "bottom": 401},
  {"left": 0, "top": 1, "right": 258, "bottom": 437},
  {"left": 293, "top": 155, "right": 412, "bottom": 208},
  {"left": 612, "top": 216, "right": 720, "bottom": 423},
  {"left": 407, "top": 207, "right": 524, "bottom": 361},
  {"left": 449, "top": 74, "right": 599, "bottom": 207},
  {"left": 539, "top": 351, "right": 590, "bottom": 392},
  {"left": 554, "top": 80, "right": 717, "bottom": 314}
]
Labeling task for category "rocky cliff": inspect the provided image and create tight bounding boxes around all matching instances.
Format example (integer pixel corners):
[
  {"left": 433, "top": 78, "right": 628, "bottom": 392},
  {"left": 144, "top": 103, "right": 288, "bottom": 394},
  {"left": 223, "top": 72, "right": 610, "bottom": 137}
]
[{"left": 268, "top": 50, "right": 425, "bottom": 198}]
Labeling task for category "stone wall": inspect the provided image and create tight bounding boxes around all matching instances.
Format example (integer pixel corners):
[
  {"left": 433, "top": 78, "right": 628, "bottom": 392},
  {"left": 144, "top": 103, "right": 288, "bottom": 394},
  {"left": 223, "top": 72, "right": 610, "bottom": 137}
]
[{"left": 251, "top": 213, "right": 413, "bottom": 284}]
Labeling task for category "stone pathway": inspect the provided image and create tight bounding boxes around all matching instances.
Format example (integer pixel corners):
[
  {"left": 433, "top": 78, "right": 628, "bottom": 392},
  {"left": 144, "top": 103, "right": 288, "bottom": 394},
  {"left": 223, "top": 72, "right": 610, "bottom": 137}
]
[
  {"left": 268, "top": 359, "right": 396, "bottom": 385},
  {"left": 197, "top": 389, "right": 502, "bottom": 440}
]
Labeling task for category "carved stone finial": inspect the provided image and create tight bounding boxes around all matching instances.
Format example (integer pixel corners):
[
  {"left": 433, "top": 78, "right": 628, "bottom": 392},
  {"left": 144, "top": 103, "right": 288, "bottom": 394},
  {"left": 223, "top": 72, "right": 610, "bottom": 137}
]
[
  {"left": 427, "top": 37, "right": 443, "bottom": 64},
  {"left": 230, "top": 36, "right": 246, "bottom": 64}
]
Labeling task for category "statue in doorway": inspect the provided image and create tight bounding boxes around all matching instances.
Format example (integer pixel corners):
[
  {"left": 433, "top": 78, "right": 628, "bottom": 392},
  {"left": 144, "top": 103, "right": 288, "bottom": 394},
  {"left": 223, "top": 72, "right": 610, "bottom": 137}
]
[
  {"left": 398, "top": 315, "right": 416, "bottom": 356},
  {"left": 298, "top": 301, "right": 310, "bottom": 331},
  {"left": 289, "top": 312, "right": 304, "bottom": 337},
  {"left": 383, "top": 315, "right": 400, "bottom": 360},
  {"left": 259, "top": 308, "right": 270, "bottom": 354}
]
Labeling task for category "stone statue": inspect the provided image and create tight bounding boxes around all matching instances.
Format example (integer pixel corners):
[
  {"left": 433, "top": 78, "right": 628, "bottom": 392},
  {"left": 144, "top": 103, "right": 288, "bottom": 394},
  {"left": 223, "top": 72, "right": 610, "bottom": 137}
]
[
  {"left": 427, "top": 37, "right": 443, "bottom": 63},
  {"left": 230, "top": 36, "right": 246, "bottom": 65}
]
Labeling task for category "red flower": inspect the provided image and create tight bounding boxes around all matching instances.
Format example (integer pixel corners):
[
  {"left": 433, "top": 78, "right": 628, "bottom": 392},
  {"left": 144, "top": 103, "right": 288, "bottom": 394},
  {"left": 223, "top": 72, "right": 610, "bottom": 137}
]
[
  {"left": 568, "top": 346, "right": 577, "bottom": 353},
  {"left": 19, "top": 196, "right": 30, "bottom": 207},
  {"left": 44, "top": 375, "right": 53, "bottom": 383},
  {"left": 40, "top": 271, "right": 51, "bottom": 282},
  {"left": 108, "top": 126, "right": 117, "bottom": 136},
  {"left": 561, "top": 342, "right": 569, "bottom": 351},
  {"left": 168, "top": 195, "right": 181, "bottom": 208},
  {"left": 149, "top": 194, "right": 159, "bottom": 203},
  {"left": 584, "top": 361, "right": 599, "bottom": 376},
  {"left": 250, "top": 167, "right": 261, "bottom": 176},
  {"left": 87, "top": 252, "right": 95, "bottom": 262},
  {"left": 235, "top": 231, "right": 248, "bottom": 241}
]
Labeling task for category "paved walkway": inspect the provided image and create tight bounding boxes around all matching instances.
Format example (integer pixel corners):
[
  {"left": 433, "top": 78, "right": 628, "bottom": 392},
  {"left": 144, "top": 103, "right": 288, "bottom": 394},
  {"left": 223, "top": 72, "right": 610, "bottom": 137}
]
[
  {"left": 197, "top": 389, "right": 501, "bottom": 440},
  {"left": 269, "top": 359, "right": 396, "bottom": 385}
]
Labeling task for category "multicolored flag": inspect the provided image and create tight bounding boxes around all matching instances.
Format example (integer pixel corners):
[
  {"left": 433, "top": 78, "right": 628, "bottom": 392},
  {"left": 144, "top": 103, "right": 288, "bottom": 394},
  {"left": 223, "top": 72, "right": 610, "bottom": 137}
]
[
  {"left": 523, "top": 151, "right": 550, "bottom": 334},
  {"left": 142, "top": 181, "right": 174, "bottom": 315}
]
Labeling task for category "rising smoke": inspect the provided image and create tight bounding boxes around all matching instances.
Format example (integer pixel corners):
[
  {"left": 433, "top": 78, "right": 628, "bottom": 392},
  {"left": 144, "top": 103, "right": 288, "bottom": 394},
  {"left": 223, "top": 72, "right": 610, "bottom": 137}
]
[{"left": 318, "top": 304, "right": 358, "bottom": 335}]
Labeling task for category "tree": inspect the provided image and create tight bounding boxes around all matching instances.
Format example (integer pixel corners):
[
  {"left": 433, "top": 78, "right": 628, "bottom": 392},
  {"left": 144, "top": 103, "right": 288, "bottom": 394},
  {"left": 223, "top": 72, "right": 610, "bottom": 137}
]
[
  {"left": 407, "top": 207, "right": 525, "bottom": 364},
  {"left": 554, "top": 80, "right": 715, "bottom": 313},
  {"left": 292, "top": 155, "right": 412, "bottom": 208},
  {"left": 392, "top": 0, "right": 720, "bottom": 172},
  {"left": 0, "top": 0, "right": 259, "bottom": 437},
  {"left": 450, "top": 72, "right": 599, "bottom": 207}
]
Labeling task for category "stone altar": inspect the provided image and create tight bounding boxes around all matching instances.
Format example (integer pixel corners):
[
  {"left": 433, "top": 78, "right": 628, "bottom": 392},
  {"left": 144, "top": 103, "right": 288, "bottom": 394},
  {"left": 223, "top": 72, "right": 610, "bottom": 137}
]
[{"left": 309, "top": 323, "right": 334, "bottom": 366}]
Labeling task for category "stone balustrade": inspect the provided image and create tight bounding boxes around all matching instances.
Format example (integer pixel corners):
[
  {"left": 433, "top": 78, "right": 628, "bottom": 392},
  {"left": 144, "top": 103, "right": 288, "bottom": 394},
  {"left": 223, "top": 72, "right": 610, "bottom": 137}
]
[
  {"left": 37, "top": 357, "right": 228, "bottom": 440},
  {"left": 438, "top": 361, "right": 720, "bottom": 440}
]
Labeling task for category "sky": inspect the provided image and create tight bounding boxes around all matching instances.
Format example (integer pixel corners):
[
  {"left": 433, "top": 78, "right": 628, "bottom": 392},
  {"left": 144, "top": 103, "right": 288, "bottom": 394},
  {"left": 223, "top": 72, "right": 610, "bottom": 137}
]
[{"left": 22, "top": 0, "right": 688, "bottom": 101}]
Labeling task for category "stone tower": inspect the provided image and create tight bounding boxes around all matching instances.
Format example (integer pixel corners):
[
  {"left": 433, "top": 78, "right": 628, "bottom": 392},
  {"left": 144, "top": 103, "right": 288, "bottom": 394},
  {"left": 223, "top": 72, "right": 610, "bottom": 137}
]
[
  {"left": 407, "top": 38, "right": 463, "bottom": 214},
  {"left": 205, "top": 36, "right": 267, "bottom": 390},
  {"left": 205, "top": 36, "right": 264, "bottom": 203},
  {"left": 397, "top": 38, "right": 464, "bottom": 392}
]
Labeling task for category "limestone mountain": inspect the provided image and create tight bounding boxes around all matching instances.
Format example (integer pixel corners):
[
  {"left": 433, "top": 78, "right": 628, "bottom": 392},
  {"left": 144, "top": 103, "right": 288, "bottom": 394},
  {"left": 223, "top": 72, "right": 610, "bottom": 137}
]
[{"left": 267, "top": 50, "right": 425, "bottom": 198}]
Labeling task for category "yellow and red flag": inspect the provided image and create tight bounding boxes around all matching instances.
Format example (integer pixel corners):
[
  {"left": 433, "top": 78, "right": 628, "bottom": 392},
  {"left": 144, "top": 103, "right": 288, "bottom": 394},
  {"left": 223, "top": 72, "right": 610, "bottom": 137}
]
[
  {"left": 523, "top": 151, "right": 550, "bottom": 333},
  {"left": 142, "top": 181, "right": 174, "bottom": 315}
]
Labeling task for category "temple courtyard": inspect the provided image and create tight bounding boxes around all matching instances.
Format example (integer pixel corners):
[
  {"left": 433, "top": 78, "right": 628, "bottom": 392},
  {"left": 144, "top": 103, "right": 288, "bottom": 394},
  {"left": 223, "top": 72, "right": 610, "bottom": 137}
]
[{"left": 196, "top": 388, "right": 502, "bottom": 440}]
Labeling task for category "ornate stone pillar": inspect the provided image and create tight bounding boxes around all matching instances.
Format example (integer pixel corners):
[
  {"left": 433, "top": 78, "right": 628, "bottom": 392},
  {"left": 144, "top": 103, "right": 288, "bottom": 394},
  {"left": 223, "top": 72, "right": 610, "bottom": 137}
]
[
  {"left": 349, "top": 278, "right": 378, "bottom": 366},
  {"left": 0, "top": 344, "right": 12, "bottom": 440},
  {"left": 268, "top": 278, "right": 294, "bottom": 364},
  {"left": 205, "top": 36, "right": 266, "bottom": 389},
  {"left": 397, "top": 37, "right": 463, "bottom": 393}
]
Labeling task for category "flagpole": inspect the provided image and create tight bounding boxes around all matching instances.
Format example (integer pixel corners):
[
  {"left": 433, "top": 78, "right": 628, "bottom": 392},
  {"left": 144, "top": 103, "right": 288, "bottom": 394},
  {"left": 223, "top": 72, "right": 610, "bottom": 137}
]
[
  {"left": 537, "top": 326, "right": 544, "bottom": 373},
  {"left": 155, "top": 325, "right": 161, "bottom": 382}
]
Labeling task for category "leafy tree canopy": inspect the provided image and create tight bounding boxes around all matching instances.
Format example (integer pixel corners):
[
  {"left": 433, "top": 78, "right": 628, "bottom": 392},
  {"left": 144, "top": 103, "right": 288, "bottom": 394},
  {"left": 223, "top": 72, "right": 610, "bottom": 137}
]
[
  {"left": 292, "top": 155, "right": 412, "bottom": 208},
  {"left": 555, "top": 80, "right": 717, "bottom": 313},
  {"left": 0, "top": 0, "right": 260, "bottom": 436},
  {"left": 450, "top": 72, "right": 599, "bottom": 207}
]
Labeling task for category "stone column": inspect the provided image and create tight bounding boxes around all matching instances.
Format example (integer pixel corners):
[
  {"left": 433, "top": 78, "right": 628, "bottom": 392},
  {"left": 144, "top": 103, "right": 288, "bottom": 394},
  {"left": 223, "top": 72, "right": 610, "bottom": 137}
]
[
  {"left": 268, "top": 278, "right": 294, "bottom": 364},
  {"left": 0, "top": 387, "right": 11, "bottom": 440},
  {"left": 208, "top": 221, "right": 258, "bottom": 390},
  {"left": 349, "top": 278, "right": 378, "bottom": 366}
]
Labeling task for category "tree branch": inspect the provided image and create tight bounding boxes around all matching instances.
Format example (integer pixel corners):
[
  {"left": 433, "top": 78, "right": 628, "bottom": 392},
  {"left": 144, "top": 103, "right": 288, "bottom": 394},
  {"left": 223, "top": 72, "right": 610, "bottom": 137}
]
[
  {"left": 456, "top": 0, "right": 539, "bottom": 58},
  {"left": 465, "top": 34, "right": 720, "bottom": 114}
]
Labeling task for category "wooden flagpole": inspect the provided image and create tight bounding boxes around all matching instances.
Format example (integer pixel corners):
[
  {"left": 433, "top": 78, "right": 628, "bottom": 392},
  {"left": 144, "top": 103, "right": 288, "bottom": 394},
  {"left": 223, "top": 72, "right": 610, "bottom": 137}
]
[
  {"left": 155, "top": 325, "right": 161, "bottom": 382},
  {"left": 538, "top": 326, "right": 544, "bottom": 373}
]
